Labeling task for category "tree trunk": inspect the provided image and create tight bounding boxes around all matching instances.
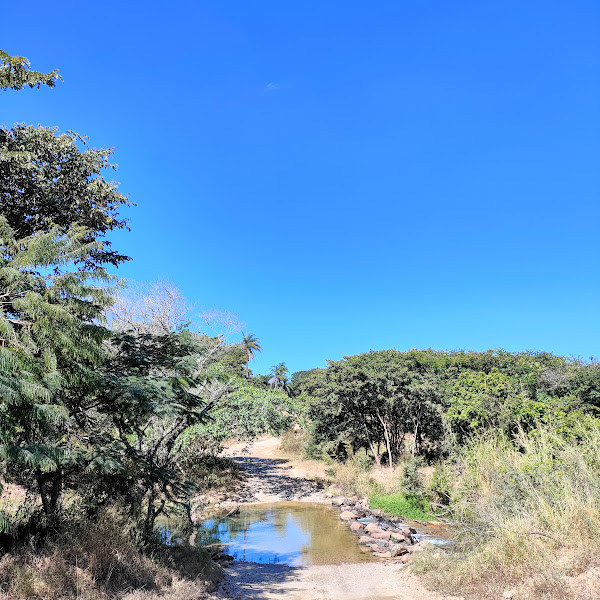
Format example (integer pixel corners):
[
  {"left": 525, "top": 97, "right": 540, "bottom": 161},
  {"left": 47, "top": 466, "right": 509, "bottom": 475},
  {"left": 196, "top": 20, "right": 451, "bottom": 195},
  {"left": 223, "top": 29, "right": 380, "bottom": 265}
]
[
  {"left": 376, "top": 409, "right": 393, "bottom": 471},
  {"left": 35, "top": 470, "right": 63, "bottom": 528},
  {"left": 411, "top": 421, "right": 419, "bottom": 457},
  {"left": 362, "top": 421, "right": 381, "bottom": 467}
]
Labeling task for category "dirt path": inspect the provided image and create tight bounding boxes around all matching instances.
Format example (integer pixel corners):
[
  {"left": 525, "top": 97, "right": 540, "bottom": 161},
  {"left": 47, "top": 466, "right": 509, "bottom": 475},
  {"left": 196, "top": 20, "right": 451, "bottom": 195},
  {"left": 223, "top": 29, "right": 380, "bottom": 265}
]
[
  {"left": 221, "top": 437, "right": 325, "bottom": 503},
  {"left": 210, "top": 438, "right": 459, "bottom": 600}
]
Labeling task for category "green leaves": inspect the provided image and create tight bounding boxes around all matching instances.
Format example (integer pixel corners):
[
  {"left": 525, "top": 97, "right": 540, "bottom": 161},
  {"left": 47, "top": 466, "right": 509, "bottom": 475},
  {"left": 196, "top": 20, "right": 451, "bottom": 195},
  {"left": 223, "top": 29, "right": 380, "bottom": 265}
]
[
  {"left": 0, "top": 50, "right": 61, "bottom": 91},
  {"left": 0, "top": 125, "right": 132, "bottom": 270},
  {"left": 0, "top": 216, "right": 116, "bottom": 526},
  {"left": 299, "top": 349, "right": 597, "bottom": 463}
]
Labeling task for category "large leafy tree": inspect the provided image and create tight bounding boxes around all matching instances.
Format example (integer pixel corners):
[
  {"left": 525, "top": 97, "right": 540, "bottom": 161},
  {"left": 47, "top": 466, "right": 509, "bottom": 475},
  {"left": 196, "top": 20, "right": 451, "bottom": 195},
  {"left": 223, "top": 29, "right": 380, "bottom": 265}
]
[
  {"left": 1, "top": 49, "right": 131, "bottom": 270},
  {"left": 0, "top": 125, "right": 132, "bottom": 270},
  {"left": 0, "top": 219, "right": 115, "bottom": 526},
  {"left": 0, "top": 50, "right": 125, "bottom": 530}
]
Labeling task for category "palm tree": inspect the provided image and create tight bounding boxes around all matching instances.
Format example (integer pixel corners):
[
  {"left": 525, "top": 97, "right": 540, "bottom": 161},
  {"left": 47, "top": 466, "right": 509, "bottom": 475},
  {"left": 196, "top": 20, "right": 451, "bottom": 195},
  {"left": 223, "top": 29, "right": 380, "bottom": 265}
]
[
  {"left": 241, "top": 333, "right": 261, "bottom": 378},
  {"left": 269, "top": 362, "right": 289, "bottom": 390}
]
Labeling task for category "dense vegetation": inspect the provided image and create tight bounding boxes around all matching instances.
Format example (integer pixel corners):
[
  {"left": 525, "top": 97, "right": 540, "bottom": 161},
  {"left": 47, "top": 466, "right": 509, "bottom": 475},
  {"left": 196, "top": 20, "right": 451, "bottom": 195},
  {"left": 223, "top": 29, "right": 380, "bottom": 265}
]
[
  {"left": 0, "top": 51, "right": 295, "bottom": 599},
  {"left": 290, "top": 350, "right": 600, "bottom": 598},
  {"left": 291, "top": 348, "right": 599, "bottom": 465}
]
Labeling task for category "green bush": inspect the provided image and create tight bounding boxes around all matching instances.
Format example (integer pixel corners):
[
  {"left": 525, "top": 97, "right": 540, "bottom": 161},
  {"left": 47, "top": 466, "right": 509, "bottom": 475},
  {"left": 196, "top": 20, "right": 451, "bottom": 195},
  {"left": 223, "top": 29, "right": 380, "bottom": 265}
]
[
  {"left": 399, "top": 456, "right": 425, "bottom": 497},
  {"left": 428, "top": 462, "right": 453, "bottom": 506}
]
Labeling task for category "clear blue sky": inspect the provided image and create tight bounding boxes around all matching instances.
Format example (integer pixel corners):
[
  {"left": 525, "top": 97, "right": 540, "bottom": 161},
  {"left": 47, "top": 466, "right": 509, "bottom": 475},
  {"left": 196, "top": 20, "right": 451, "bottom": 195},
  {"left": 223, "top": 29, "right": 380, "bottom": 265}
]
[{"left": 3, "top": 1, "right": 599, "bottom": 375}]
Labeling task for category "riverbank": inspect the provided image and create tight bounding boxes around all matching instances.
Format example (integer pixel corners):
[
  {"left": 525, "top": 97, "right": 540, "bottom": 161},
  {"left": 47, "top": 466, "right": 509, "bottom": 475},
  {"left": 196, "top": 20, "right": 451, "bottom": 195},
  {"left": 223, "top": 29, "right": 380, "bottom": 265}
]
[{"left": 204, "top": 437, "right": 460, "bottom": 600}]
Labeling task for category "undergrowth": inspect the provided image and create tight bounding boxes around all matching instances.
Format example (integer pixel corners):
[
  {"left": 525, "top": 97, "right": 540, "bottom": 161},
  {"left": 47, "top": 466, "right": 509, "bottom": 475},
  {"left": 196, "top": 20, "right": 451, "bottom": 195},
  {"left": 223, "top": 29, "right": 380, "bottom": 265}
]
[
  {"left": 413, "top": 417, "right": 600, "bottom": 600},
  {"left": 0, "top": 506, "right": 221, "bottom": 600}
]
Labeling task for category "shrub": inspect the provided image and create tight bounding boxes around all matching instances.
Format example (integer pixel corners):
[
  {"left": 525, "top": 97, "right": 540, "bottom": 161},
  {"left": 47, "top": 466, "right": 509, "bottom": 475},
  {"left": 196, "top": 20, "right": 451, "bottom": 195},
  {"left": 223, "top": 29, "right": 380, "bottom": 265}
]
[
  {"left": 414, "top": 418, "right": 600, "bottom": 599},
  {"left": 428, "top": 462, "right": 454, "bottom": 506},
  {"left": 399, "top": 456, "right": 425, "bottom": 497},
  {"left": 0, "top": 507, "right": 221, "bottom": 600}
]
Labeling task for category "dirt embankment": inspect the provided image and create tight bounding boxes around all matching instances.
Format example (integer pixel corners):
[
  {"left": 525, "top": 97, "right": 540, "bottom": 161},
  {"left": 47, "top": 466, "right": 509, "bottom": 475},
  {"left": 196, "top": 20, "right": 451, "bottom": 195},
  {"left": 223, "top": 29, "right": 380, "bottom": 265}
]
[{"left": 208, "top": 437, "right": 460, "bottom": 600}]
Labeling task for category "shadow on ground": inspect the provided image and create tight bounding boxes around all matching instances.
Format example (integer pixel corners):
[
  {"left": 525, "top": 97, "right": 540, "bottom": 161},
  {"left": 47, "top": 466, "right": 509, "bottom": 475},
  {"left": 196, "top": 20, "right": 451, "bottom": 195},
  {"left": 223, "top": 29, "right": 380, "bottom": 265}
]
[
  {"left": 213, "top": 561, "right": 304, "bottom": 599},
  {"left": 228, "top": 456, "right": 322, "bottom": 502}
]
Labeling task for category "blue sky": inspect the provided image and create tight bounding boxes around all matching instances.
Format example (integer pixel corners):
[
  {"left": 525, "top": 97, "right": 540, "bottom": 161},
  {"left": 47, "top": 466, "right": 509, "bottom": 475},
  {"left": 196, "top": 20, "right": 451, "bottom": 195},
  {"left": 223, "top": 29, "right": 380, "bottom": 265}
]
[{"left": 3, "top": 1, "right": 599, "bottom": 375}]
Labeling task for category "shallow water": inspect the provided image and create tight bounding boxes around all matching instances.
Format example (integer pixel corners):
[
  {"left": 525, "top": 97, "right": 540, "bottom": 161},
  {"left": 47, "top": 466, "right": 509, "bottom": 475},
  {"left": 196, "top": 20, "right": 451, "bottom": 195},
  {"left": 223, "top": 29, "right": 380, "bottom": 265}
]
[{"left": 158, "top": 502, "right": 374, "bottom": 567}]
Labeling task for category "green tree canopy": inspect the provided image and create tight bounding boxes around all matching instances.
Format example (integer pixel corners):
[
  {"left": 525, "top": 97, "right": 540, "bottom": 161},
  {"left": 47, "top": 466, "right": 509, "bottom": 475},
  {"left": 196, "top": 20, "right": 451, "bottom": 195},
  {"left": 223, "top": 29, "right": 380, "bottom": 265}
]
[
  {"left": 0, "top": 125, "right": 132, "bottom": 269},
  {"left": 0, "top": 50, "right": 61, "bottom": 91}
]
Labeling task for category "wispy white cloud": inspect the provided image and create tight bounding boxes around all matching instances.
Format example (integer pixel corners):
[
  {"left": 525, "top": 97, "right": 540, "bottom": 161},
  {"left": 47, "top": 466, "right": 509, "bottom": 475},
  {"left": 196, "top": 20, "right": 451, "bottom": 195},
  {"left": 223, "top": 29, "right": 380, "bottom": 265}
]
[{"left": 266, "top": 82, "right": 281, "bottom": 91}]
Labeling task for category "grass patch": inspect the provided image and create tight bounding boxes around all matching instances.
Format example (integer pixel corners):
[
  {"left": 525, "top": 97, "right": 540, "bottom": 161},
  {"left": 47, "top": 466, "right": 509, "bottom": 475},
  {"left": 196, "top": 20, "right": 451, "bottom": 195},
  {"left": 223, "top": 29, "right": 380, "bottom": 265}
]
[
  {"left": 0, "top": 506, "right": 222, "bottom": 600},
  {"left": 414, "top": 418, "right": 600, "bottom": 600},
  {"left": 369, "top": 493, "right": 431, "bottom": 520}
]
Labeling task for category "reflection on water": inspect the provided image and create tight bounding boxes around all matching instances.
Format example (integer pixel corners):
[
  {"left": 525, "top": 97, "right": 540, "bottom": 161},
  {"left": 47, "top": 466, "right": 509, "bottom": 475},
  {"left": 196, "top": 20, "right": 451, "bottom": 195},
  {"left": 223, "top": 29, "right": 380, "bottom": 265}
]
[{"left": 157, "top": 502, "right": 374, "bottom": 567}]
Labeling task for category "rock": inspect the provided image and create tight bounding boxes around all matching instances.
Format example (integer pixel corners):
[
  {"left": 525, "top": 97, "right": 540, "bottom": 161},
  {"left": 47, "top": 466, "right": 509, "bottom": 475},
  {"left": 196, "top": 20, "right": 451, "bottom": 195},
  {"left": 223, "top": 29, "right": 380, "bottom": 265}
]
[
  {"left": 358, "top": 536, "right": 372, "bottom": 544},
  {"left": 390, "top": 532, "right": 406, "bottom": 543},
  {"left": 371, "top": 508, "right": 383, "bottom": 517},
  {"left": 350, "top": 521, "right": 365, "bottom": 532},
  {"left": 390, "top": 544, "right": 408, "bottom": 557},
  {"left": 340, "top": 510, "right": 358, "bottom": 520},
  {"left": 332, "top": 498, "right": 345, "bottom": 506},
  {"left": 375, "top": 551, "right": 392, "bottom": 558},
  {"left": 400, "top": 555, "right": 411, "bottom": 564},
  {"left": 402, "top": 527, "right": 417, "bottom": 535},
  {"left": 369, "top": 543, "right": 381, "bottom": 552},
  {"left": 372, "top": 531, "right": 391, "bottom": 540},
  {"left": 502, "top": 590, "right": 516, "bottom": 599},
  {"left": 365, "top": 523, "right": 382, "bottom": 533}
]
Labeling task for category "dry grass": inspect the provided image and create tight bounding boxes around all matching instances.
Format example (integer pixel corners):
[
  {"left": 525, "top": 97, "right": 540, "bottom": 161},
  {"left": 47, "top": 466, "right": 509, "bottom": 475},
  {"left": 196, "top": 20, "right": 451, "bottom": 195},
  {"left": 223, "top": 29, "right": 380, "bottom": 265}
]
[
  {"left": 280, "top": 429, "right": 436, "bottom": 506},
  {"left": 0, "top": 484, "right": 32, "bottom": 520},
  {"left": 413, "top": 418, "right": 600, "bottom": 600},
  {"left": 0, "top": 507, "right": 222, "bottom": 600}
]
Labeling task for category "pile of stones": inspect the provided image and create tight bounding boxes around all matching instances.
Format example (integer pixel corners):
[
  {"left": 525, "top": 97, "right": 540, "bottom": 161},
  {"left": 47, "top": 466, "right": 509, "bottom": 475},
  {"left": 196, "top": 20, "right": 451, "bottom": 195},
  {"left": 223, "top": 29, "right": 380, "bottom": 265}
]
[{"left": 331, "top": 496, "right": 425, "bottom": 563}]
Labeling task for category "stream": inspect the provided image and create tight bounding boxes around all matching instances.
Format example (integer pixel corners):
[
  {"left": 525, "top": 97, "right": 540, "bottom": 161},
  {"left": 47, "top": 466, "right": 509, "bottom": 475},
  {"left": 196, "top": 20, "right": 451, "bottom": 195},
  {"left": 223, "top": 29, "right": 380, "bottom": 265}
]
[
  {"left": 157, "top": 501, "right": 452, "bottom": 567},
  {"left": 157, "top": 501, "right": 374, "bottom": 566}
]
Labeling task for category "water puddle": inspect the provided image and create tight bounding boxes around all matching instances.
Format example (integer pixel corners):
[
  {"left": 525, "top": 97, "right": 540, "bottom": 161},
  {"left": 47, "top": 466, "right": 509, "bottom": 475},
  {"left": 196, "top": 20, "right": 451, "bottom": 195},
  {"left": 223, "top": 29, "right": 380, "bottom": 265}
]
[{"left": 158, "top": 502, "right": 374, "bottom": 567}]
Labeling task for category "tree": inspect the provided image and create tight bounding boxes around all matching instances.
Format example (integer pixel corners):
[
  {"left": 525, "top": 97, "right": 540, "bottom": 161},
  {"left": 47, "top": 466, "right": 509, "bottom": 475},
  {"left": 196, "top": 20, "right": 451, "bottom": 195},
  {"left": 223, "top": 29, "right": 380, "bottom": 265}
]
[
  {"left": 110, "top": 280, "right": 191, "bottom": 335},
  {"left": 96, "top": 328, "right": 223, "bottom": 543},
  {"left": 304, "top": 350, "right": 448, "bottom": 466},
  {"left": 241, "top": 333, "right": 261, "bottom": 378},
  {"left": 0, "top": 125, "right": 132, "bottom": 270},
  {"left": 269, "top": 362, "right": 289, "bottom": 390},
  {"left": 0, "top": 50, "right": 61, "bottom": 91},
  {"left": 0, "top": 49, "right": 125, "bottom": 531},
  {"left": 0, "top": 218, "right": 115, "bottom": 527}
]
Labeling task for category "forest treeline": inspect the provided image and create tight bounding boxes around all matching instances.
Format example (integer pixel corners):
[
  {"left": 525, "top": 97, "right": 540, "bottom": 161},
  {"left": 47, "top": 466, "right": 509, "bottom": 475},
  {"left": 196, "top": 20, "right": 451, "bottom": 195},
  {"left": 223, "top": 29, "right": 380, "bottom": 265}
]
[{"left": 289, "top": 348, "right": 600, "bottom": 467}]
